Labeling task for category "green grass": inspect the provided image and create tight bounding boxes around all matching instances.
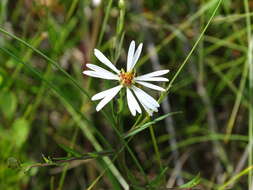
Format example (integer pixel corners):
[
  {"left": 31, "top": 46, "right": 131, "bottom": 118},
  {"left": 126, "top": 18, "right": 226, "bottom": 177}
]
[{"left": 0, "top": 0, "right": 253, "bottom": 189}]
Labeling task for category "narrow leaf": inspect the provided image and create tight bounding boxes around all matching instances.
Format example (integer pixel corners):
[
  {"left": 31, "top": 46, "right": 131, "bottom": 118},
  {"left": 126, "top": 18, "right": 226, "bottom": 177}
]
[{"left": 124, "top": 111, "right": 182, "bottom": 138}]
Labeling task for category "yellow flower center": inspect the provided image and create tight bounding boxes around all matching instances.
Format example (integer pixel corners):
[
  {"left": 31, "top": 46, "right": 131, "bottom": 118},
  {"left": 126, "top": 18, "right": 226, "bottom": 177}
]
[{"left": 119, "top": 70, "right": 135, "bottom": 87}]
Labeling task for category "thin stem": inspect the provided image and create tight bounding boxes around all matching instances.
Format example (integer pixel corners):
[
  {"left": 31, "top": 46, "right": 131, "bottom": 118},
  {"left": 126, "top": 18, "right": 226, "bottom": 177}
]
[
  {"left": 244, "top": 0, "right": 253, "bottom": 189},
  {"left": 225, "top": 61, "right": 248, "bottom": 142},
  {"left": 165, "top": 0, "right": 223, "bottom": 94},
  {"left": 149, "top": 125, "right": 162, "bottom": 170},
  {"left": 66, "top": 0, "right": 79, "bottom": 20},
  {"left": 137, "top": 0, "right": 220, "bottom": 68},
  {"left": 97, "top": 0, "right": 113, "bottom": 46}
]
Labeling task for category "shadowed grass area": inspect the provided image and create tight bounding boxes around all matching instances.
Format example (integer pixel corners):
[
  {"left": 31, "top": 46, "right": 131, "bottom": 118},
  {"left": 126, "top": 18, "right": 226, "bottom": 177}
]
[{"left": 0, "top": 0, "right": 253, "bottom": 190}]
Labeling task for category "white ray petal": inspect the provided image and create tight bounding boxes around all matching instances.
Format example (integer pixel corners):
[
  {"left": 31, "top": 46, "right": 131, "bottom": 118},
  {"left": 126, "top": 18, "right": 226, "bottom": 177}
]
[
  {"left": 92, "top": 85, "right": 123, "bottom": 101},
  {"left": 126, "top": 88, "right": 141, "bottom": 116},
  {"left": 96, "top": 85, "right": 123, "bottom": 111},
  {"left": 83, "top": 70, "right": 119, "bottom": 80},
  {"left": 83, "top": 70, "right": 110, "bottom": 79},
  {"left": 135, "top": 76, "right": 169, "bottom": 82},
  {"left": 127, "top": 89, "right": 136, "bottom": 116},
  {"left": 131, "top": 88, "right": 156, "bottom": 116},
  {"left": 137, "top": 70, "right": 169, "bottom": 78},
  {"left": 94, "top": 49, "right": 120, "bottom": 74},
  {"left": 131, "top": 89, "right": 149, "bottom": 112},
  {"left": 132, "top": 86, "right": 159, "bottom": 114},
  {"left": 127, "top": 41, "right": 135, "bottom": 72},
  {"left": 129, "top": 43, "right": 143, "bottom": 71},
  {"left": 142, "top": 102, "right": 158, "bottom": 115},
  {"left": 86, "top": 64, "right": 119, "bottom": 80},
  {"left": 132, "top": 85, "right": 160, "bottom": 108},
  {"left": 136, "top": 81, "right": 165, "bottom": 91},
  {"left": 138, "top": 97, "right": 153, "bottom": 115}
]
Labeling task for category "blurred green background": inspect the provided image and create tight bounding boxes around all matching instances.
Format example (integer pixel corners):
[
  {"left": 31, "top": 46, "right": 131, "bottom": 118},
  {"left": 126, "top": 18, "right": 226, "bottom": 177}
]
[{"left": 0, "top": 0, "right": 252, "bottom": 189}]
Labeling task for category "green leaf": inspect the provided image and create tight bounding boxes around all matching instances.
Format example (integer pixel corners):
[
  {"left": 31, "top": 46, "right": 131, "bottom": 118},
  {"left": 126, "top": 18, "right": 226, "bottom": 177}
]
[
  {"left": 11, "top": 118, "right": 29, "bottom": 148},
  {"left": 124, "top": 112, "right": 182, "bottom": 138},
  {"left": 0, "top": 91, "right": 17, "bottom": 119},
  {"left": 179, "top": 173, "right": 201, "bottom": 188},
  {"left": 86, "top": 150, "right": 114, "bottom": 158},
  {"left": 53, "top": 150, "right": 114, "bottom": 161}
]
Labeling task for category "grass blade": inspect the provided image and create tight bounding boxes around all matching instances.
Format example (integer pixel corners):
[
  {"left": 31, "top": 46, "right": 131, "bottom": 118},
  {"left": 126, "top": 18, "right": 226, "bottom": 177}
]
[{"left": 124, "top": 112, "right": 182, "bottom": 138}]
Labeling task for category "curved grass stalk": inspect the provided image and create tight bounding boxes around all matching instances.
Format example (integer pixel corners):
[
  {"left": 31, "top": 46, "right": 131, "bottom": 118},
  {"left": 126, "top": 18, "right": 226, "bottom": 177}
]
[
  {"left": 244, "top": 0, "right": 253, "bottom": 189},
  {"left": 163, "top": 0, "right": 223, "bottom": 96}
]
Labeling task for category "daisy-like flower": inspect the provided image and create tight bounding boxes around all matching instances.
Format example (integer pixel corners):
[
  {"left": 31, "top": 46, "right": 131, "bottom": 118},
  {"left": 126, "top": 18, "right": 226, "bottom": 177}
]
[{"left": 83, "top": 40, "right": 169, "bottom": 116}]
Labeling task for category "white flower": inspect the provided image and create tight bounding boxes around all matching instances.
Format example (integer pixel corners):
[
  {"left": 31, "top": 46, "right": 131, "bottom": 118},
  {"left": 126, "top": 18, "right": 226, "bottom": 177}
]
[{"left": 83, "top": 40, "right": 169, "bottom": 116}]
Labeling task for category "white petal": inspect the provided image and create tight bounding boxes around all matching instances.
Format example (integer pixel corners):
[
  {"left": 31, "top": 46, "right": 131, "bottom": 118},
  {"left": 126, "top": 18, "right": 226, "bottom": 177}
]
[
  {"left": 126, "top": 88, "right": 141, "bottom": 116},
  {"left": 127, "top": 90, "right": 136, "bottom": 116},
  {"left": 83, "top": 70, "right": 107, "bottom": 79},
  {"left": 132, "top": 89, "right": 156, "bottom": 116},
  {"left": 132, "top": 86, "right": 159, "bottom": 108},
  {"left": 135, "top": 76, "right": 169, "bottom": 82},
  {"left": 94, "top": 49, "right": 120, "bottom": 74},
  {"left": 136, "top": 81, "right": 165, "bottom": 91},
  {"left": 96, "top": 85, "right": 123, "bottom": 111},
  {"left": 127, "top": 41, "right": 135, "bottom": 72},
  {"left": 83, "top": 70, "right": 119, "bottom": 80},
  {"left": 131, "top": 86, "right": 159, "bottom": 115},
  {"left": 129, "top": 43, "right": 143, "bottom": 71},
  {"left": 137, "top": 70, "right": 169, "bottom": 78},
  {"left": 92, "top": 85, "right": 123, "bottom": 101},
  {"left": 141, "top": 101, "right": 158, "bottom": 116},
  {"left": 86, "top": 64, "right": 119, "bottom": 80}
]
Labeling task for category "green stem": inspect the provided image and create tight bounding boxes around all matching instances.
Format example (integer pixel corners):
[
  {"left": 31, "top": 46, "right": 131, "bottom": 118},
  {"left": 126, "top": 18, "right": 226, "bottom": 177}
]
[
  {"left": 149, "top": 125, "right": 162, "bottom": 170},
  {"left": 97, "top": 0, "right": 113, "bottom": 46},
  {"left": 66, "top": 0, "right": 79, "bottom": 20},
  {"left": 164, "top": 0, "right": 223, "bottom": 95},
  {"left": 244, "top": 0, "right": 253, "bottom": 189}
]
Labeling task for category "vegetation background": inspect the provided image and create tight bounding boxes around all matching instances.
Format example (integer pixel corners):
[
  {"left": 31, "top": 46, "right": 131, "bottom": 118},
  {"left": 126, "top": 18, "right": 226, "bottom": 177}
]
[{"left": 0, "top": 0, "right": 252, "bottom": 189}]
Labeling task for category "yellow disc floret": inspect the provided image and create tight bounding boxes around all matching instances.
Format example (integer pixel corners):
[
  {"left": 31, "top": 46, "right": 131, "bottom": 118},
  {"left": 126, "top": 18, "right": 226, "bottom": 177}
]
[{"left": 119, "top": 69, "right": 135, "bottom": 87}]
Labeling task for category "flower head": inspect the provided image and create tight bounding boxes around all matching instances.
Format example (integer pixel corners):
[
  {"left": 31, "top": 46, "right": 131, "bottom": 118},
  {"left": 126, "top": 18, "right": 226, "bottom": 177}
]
[
  {"left": 119, "top": 69, "right": 135, "bottom": 87},
  {"left": 83, "top": 40, "right": 169, "bottom": 116}
]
